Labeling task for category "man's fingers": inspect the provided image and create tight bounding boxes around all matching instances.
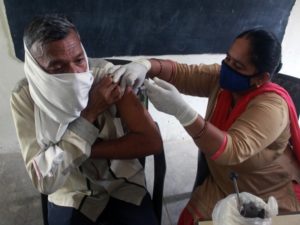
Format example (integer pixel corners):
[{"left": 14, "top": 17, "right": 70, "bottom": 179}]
[
  {"left": 106, "top": 82, "right": 119, "bottom": 94},
  {"left": 110, "top": 86, "right": 122, "bottom": 102},
  {"left": 93, "top": 76, "right": 112, "bottom": 87},
  {"left": 94, "top": 76, "right": 117, "bottom": 94},
  {"left": 111, "top": 85, "right": 121, "bottom": 96}
]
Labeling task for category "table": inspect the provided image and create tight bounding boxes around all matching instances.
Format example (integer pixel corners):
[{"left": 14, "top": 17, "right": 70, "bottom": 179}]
[{"left": 198, "top": 213, "right": 300, "bottom": 225}]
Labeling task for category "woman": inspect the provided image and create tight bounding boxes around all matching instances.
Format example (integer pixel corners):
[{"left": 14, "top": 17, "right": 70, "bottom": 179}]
[
  {"left": 145, "top": 29, "right": 300, "bottom": 224},
  {"left": 112, "top": 28, "right": 300, "bottom": 224}
]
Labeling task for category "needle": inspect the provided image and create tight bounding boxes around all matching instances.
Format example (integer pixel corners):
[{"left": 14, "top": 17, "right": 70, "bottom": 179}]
[{"left": 230, "top": 171, "right": 242, "bottom": 212}]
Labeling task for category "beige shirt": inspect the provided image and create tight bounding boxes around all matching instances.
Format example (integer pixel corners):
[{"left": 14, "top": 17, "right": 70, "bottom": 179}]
[
  {"left": 10, "top": 58, "right": 146, "bottom": 222},
  {"left": 171, "top": 62, "right": 300, "bottom": 219}
]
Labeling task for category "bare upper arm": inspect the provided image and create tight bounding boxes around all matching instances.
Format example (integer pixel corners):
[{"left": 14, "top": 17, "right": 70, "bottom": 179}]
[{"left": 116, "top": 87, "right": 157, "bottom": 133}]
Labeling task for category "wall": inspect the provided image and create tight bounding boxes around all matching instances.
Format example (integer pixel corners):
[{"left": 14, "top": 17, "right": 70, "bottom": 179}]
[
  {"left": 0, "top": 0, "right": 24, "bottom": 153},
  {"left": 0, "top": 0, "right": 300, "bottom": 153}
]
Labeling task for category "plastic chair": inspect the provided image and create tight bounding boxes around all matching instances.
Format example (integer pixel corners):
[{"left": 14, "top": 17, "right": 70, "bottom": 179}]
[
  {"left": 193, "top": 73, "right": 300, "bottom": 190},
  {"left": 41, "top": 59, "right": 166, "bottom": 225}
]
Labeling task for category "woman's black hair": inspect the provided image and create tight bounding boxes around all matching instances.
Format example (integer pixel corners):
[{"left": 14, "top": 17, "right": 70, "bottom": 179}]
[{"left": 236, "top": 28, "right": 282, "bottom": 77}]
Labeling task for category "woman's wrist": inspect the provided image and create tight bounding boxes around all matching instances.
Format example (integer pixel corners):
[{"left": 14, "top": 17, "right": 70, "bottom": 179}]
[
  {"left": 191, "top": 120, "right": 208, "bottom": 140},
  {"left": 185, "top": 116, "right": 207, "bottom": 140},
  {"left": 147, "top": 58, "right": 174, "bottom": 81},
  {"left": 147, "top": 59, "right": 162, "bottom": 79}
]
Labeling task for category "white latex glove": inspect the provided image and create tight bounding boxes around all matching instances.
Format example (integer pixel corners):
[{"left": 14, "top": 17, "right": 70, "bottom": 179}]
[
  {"left": 144, "top": 77, "right": 198, "bottom": 127},
  {"left": 108, "top": 59, "right": 151, "bottom": 92}
]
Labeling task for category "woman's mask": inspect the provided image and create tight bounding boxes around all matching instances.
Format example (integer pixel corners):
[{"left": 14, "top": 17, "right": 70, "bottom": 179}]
[{"left": 220, "top": 61, "right": 260, "bottom": 92}]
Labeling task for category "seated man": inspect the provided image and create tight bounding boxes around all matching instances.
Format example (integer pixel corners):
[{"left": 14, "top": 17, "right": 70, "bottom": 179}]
[{"left": 10, "top": 14, "right": 162, "bottom": 225}]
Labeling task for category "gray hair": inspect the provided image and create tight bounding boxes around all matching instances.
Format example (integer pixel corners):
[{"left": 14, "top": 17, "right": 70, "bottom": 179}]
[{"left": 23, "top": 14, "right": 79, "bottom": 54}]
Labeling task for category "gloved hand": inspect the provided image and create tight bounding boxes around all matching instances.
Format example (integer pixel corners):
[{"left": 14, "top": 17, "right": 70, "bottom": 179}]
[
  {"left": 144, "top": 77, "right": 198, "bottom": 127},
  {"left": 108, "top": 59, "right": 151, "bottom": 92}
]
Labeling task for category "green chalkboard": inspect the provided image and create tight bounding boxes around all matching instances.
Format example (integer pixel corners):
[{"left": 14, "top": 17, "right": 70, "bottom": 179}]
[{"left": 4, "top": 0, "right": 295, "bottom": 60}]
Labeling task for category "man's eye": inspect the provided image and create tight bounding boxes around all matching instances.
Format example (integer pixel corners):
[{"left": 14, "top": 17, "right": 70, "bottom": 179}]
[
  {"left": 76, "top": 58, "right": 85, "bottom": 64},
  {"left": 49, "top": 66, "right": 63, "bottom": 74}
]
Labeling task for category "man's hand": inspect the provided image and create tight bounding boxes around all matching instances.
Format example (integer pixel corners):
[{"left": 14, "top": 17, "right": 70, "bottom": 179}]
[
  {"left": 81, "top": 76, "right": 121, "bottom": 123},
  {"left": 144, "top": 77, "right": 198, "bottom": 127},
  {"left": 108, "top": 59, "right": 150, "bottom": 92}
]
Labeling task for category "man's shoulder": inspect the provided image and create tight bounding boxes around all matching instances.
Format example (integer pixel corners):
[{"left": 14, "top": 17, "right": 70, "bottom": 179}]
[
  {"left": 10, "top": 78, "right": 33, "bottom": 113},
  {"left": 88, "top": 58, "right": 114, "bottom": 79},
  {"left": 12, "top": 78, "right": 29, "bottom": 94},
  {"left": 88, "top": 58, "right": 112, "bottom": 70}
]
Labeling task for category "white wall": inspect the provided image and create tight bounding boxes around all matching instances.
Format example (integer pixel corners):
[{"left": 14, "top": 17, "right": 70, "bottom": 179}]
[
  {"left": 0, "top": 0, "right": 300, "bottom": 153},
  {"left": 0, "top": 0, "right": 24, "bottom": 153}
]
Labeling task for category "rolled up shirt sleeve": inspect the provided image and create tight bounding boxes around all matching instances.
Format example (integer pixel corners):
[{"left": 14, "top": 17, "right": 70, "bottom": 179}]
[{"left": 10, "top": 81, "right": 99, "bottom": 194}]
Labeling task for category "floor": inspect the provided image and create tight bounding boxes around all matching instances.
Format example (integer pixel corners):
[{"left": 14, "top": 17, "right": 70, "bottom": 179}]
[
  {"left": 0, "top": 152, "right": 43, "bottom": 225},
  {"left": 145, "top": 139, "right": 198, "bottom": 225},
  {"left": 0, "top": 139, "right": 198, "bottom": 225}
]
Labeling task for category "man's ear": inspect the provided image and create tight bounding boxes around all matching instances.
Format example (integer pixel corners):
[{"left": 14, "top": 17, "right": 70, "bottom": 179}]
[
  {"left": 30, "top": 42, "right": 45, "bottom": 59},
  {"left": 255, "top": 72, "right": 270, "bottom": 87}
]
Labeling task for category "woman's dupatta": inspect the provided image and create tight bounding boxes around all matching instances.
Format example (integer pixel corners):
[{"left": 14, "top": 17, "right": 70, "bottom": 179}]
[{"left": 210, "top": 82, "right": 300, "bottom": 201}]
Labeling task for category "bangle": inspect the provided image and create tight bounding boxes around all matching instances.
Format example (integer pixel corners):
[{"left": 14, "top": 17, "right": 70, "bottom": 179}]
[
  {"left": 151, "top": 58, "right": 163, "bottom": 77},
  {"left": 192, "top": 120, "right": 207, "bottom": 140}
]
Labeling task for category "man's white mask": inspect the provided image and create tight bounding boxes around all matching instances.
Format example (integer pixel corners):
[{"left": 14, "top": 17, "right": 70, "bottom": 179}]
[{"left": 24, "top": 43, "right": 94, "bottom": 147}]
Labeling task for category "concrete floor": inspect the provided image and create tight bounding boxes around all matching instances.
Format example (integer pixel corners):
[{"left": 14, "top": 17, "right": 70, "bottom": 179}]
[
  {"left": 146, "top": 139, "right": 198, "bottom": 225},
  {"left": 0, "top": 139, "right": 198, "bottom": 225},
  {"left": 0, "top": 152, "right": 43, "bottom": 225}
]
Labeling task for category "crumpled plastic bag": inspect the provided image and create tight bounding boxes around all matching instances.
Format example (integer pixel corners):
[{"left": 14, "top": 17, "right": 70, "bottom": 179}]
[{"left": 212, "top": 192, "right": 278, "bottom": 225}]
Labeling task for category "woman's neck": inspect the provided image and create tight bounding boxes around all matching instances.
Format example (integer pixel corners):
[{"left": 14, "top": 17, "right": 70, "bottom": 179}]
[{"left": 232, "top": 85, "right": 260, "bottom": 106}]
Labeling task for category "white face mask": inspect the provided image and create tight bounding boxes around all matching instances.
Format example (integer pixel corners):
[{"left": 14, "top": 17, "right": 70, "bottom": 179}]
[{"left": 24, "top": 43, "right": 94, "bottom": 146}]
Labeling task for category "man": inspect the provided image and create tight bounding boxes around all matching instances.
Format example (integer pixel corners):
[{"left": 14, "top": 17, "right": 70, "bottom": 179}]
[{"left": 10, "top": 14, "right": 162, "bottom": 225}]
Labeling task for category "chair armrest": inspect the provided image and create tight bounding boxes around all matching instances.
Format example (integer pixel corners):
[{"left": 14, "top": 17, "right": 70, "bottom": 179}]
[
  {"left": 152, "top": 123, "right": 166, "bottom": 224},
  {"left": 193, "top": 151, "right": 209, "bottom": 191}
]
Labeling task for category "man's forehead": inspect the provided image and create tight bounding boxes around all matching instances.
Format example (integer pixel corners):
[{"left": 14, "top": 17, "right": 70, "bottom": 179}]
[
  {"left": 39, "top": 44, "right": 84, "bottom": 65},
  {"left": 32, "top": 30, "right": 82, "bottom": 57}
]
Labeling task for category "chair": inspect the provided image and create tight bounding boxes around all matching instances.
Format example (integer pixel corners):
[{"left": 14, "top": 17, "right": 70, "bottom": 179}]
[
  {"left": 272, "top": 73, "right": 300, "bottom": 117},
  {"left": 41, "top": 59, "right": 166, "bottom": 225},
  {"left": 193, "top": 73, "right": 300, "bottom": 190}
]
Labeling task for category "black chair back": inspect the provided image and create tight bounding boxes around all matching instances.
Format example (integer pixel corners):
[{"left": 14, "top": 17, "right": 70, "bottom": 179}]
[{"left": 272, "top": 73, "right": 300, "bottom": 117}]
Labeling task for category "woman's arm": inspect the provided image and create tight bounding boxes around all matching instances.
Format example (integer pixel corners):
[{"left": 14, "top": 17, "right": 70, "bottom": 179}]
[
  {"left": 184, "top": 116, "right": 225, "bottom": 157},
  {"left": 147, "top": 59, "right": 174, "bottom": 81}
]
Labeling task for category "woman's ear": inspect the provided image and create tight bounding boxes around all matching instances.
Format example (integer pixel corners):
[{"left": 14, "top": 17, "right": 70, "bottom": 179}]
[{"left": 254, "top": 72, "right": 270, "bottom": 88}]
